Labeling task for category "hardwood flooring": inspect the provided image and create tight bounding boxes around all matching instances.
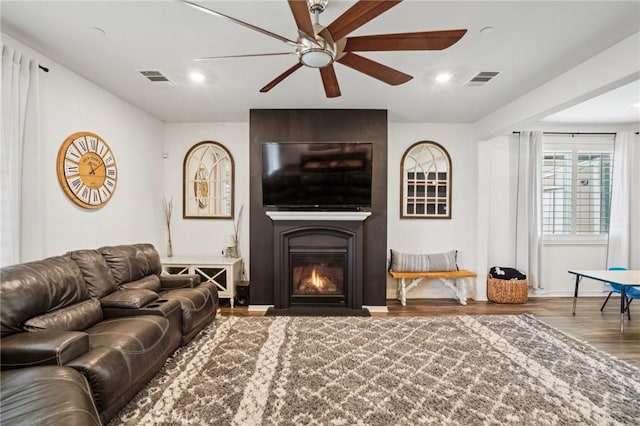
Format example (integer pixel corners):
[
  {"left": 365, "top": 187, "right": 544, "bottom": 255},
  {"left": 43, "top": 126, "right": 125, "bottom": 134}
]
[{"left": 220, "top": 297, "right": 640, "bottom": 368}]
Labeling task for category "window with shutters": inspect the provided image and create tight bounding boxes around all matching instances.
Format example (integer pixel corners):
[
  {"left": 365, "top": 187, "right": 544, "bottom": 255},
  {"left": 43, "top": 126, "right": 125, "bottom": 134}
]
[{"left": 542, "top": 136, "right": 613, "bottom": 238}]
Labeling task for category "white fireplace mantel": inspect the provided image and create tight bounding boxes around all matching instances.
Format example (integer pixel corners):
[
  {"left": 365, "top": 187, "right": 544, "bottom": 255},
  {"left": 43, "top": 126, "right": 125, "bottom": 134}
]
[{"left": 266, "top": 211, "right": 371, "bottom": 222}]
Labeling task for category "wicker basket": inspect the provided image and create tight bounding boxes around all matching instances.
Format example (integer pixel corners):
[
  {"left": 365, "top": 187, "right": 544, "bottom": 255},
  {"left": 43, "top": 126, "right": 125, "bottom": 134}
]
[{"left": 487, "top": 277, "right": 528, "bottom": 304}]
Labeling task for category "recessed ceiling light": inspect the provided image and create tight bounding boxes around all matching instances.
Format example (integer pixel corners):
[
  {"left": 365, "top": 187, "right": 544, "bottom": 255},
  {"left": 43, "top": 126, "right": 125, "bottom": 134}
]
[
  {"left": 480, "top": 26, "right": 494, "bottom": 34},
  {"left": 189, "top": 72, "right": 205, "bottom": 83},
  {"left": 435, "top": 73, "right": 452, "bottom": 83}
]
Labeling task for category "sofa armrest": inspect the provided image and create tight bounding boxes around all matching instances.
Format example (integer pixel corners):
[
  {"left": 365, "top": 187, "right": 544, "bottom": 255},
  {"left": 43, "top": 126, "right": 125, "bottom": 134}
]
[
  {"left": 159, "top": 274, "right": 201, "bottom": 290},
  {"left": 100, "top": 289, "right": 158, "bottom": 309},
  {"left": 1, "top": 331, "right": 89, "bottom": 369}
]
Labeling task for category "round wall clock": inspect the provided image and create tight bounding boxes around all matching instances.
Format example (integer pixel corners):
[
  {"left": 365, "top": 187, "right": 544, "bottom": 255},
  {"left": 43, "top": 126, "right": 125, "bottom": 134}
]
[{"left": 56, "top": 131, "right": 118, "bottom": 209}]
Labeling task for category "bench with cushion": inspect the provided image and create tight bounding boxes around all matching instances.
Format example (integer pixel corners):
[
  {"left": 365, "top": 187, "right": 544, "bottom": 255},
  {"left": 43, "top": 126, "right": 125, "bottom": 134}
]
[{"left": 388, "top": 249, "right": 477, "bottom": 305}]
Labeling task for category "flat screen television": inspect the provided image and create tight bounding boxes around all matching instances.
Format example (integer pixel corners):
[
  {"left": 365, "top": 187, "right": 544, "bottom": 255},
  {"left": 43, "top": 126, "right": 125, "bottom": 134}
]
[{"left": 262, "top": 142, "right": 373, "bottom": 210}]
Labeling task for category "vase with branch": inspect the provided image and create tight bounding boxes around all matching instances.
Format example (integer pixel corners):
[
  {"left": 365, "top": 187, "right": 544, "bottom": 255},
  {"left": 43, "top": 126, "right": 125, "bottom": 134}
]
[
  {"left": 162, "top": 197, "right": 173, "bottom": 257},
  {"left": 230, "top": 204, "right": 243, "bottom": 258}
]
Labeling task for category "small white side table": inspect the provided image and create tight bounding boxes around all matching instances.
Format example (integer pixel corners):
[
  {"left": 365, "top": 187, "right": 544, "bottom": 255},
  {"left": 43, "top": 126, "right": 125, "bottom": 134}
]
[{"left": 161, "top": 256, "right": 243, "bottom": 308}]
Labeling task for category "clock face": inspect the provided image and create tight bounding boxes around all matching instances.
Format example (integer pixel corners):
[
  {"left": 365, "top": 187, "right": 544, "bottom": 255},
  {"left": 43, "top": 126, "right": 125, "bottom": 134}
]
[{"left": 56, "top": 131, "right": 117, "bottom": 209}]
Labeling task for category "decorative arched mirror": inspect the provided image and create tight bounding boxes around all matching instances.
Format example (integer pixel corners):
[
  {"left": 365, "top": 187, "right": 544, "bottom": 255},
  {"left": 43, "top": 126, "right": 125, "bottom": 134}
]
[
  {"left": 183, "top": 141, "right": 234, "bottom": 219},
  {"left": 401, "top": 141, "right": 452, "bottom": 219}
]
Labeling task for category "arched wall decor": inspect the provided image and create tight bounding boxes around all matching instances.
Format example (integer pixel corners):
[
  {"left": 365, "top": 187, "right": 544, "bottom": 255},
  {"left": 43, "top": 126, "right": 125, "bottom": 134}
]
[
  {"left": 183, "top": 141, "right": 234, "bottom": 219},
  {"left": 401, "top": 141, "right": 452, "bottom": 219}
]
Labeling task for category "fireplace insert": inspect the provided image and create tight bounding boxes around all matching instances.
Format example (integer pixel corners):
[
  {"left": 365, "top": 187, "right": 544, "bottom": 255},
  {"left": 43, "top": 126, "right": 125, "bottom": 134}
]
[{"left": 290, "top": 252, "right": 346, "bottom": 306}]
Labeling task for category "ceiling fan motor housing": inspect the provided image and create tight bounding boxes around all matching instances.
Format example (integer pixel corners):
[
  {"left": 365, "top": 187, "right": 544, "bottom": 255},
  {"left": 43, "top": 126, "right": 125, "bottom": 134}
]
[
  {"left": 309, "top": 0, "right": 328, "bottom": 14},
  {"left": 297, "top": 26, "right": 336, "bottom": 68}
]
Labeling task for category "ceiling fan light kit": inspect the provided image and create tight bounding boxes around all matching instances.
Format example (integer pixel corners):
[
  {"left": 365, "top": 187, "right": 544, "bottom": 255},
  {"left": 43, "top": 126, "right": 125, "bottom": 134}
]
[
  {"left": 297, "top": 27, "right": 336, "bottom": 68},
  {"left": 182, "top": 0, "right": 466, "bottom": 98}
]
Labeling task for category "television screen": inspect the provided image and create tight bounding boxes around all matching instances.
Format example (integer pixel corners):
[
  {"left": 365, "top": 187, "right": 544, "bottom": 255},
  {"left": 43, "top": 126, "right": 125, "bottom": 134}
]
[{"left": 262, "top": 142, "right": 373, "bottom": 210}]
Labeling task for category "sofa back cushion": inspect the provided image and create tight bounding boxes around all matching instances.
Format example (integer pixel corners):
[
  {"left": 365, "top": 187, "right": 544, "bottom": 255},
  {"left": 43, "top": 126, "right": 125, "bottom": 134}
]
[
  {"left": 0, "top": 255, "right": 90, "bottom": 337},
  {"left": 120, "top": 275, "right": 161, "bottom": 292},
  {"left": 99, "top": 243, "right": 163, "bottom": 286},
  {"left": 24, "top": 299, "right": 103, "bottom": 332},
  {"left": 69, "top": 249, "right": 118, "bottom": 298}
]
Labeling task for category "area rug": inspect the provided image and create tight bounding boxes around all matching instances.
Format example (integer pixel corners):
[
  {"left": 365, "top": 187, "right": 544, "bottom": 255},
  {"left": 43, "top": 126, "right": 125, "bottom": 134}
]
[{"left": 109, "top": 315, "right": 640, "bottom": 425}]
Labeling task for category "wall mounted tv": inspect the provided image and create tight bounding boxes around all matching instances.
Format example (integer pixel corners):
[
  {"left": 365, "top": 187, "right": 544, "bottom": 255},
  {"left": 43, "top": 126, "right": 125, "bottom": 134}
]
[{"left": 262, "top": 142, "right": 373, "bottom": 210}]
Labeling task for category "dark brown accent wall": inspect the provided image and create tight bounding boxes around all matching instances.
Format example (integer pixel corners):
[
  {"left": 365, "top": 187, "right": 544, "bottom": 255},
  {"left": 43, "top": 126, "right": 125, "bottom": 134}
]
[{"left": 249, "top": 109, "right": 388, "bottom": 306}]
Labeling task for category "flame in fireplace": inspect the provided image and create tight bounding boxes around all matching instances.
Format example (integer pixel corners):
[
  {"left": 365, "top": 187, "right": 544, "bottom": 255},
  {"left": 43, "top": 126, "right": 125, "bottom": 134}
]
[{"left": 310, "top": 268, "right": 325, "bottom": 290}]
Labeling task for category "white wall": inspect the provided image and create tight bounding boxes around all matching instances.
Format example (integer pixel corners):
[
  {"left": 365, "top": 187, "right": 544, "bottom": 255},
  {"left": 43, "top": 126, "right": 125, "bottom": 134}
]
[
  {"left": 162, "top": 123, "right": 250, "bottom": 274},
  {"left": 3, "top": 34, "right": 165, "bottom": 261},
  {"left": 478, "top": 127, "right": 635, "bottom": 298},
  {"left": 386, "top": 123, "right": 478, "bottom": 300}
]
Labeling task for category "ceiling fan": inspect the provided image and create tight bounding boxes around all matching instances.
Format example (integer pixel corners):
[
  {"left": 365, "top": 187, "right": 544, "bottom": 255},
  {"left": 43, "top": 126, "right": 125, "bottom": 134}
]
[{"left": 181, "top": 0, "right": 466, "bottom": 98}]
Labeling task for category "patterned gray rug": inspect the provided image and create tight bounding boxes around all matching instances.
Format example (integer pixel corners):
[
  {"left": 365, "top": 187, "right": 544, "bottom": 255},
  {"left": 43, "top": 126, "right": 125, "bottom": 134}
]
[{"left": 109, "top": 315, "right": 640, "bottom": 425}]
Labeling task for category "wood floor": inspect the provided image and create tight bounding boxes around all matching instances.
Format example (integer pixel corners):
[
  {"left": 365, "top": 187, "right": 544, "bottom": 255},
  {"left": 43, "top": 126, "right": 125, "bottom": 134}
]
[{"left": 220, "top": 297, "right": 640, "bottom": 368}]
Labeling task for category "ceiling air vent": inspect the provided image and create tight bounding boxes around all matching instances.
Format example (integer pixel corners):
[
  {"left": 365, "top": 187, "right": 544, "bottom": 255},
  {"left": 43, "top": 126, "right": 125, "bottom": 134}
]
[
  {"left": 138, "top": 70, "right": 173, "bottom": 84},
  {"left": 464, "top": 71, "right": 501, "bottom": 87}
]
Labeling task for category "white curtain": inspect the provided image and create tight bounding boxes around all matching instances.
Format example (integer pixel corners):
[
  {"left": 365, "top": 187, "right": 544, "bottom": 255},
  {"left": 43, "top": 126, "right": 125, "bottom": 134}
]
[
  {"left": 515, "top": 131, "right": 543, "bottom": 290},
  {"left": 607, "top": 132, "right": 640, "bottom": 269},
  {"left": 1, "top": 43, "right": 41, "bottom": 266}
]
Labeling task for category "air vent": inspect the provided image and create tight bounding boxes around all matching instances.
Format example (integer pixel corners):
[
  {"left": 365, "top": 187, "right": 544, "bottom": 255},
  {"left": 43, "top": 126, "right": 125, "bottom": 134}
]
[
  {"left": 138, "top": 70, "right": 173, "bottom": 83},
  {"left": 464, "top": 71, "right": 501, "bottom": 87}
]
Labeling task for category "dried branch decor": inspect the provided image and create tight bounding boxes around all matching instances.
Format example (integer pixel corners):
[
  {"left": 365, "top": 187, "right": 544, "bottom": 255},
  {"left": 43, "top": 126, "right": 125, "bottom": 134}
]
[
  {"left": 162, "top": 197, "right": 173, "bottom": 257},
  {"left": 233, "top": 204, "right": 243, "bottom": 247}
]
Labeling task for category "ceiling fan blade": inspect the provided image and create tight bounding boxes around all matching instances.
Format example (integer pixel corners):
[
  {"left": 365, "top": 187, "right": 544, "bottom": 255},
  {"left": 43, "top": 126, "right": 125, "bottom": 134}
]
[
  {"left": 195, "top": 52, "right": 294, "bottom": 61},
  {"left": 287, "top": 0, "right": 315, "bottom": 38},
  {"left": 260, "top": 63, "right": 304, "bottom": 93},
  {"left": 344, "top": 29, "right": 467, "bottom": 52},
  {"left": 327, "top": 0, "right": 402, "bottom": 41},
  {"left": 320, "top": 65, "right": 341, "bottom": 98},
  {"left": 181, "top": 0, "right": 297, "bottom": 46},
  {"left": 337, "top": 52, "right": 412, "bottom": 86}
]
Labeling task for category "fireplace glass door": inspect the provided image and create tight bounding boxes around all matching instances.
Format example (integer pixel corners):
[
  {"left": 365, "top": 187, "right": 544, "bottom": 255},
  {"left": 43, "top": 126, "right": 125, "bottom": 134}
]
[{"left": 290, "top": 252, "right": 346, "bottom": 305}]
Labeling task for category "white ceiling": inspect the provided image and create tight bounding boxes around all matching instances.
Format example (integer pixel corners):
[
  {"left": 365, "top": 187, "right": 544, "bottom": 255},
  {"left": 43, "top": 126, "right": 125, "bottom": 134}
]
[
  {"left": 540, "top": 79, "right": 640, "bottom": 124},
  {"left": 2, "top": 0, "right": 639, "bottom": 124}
]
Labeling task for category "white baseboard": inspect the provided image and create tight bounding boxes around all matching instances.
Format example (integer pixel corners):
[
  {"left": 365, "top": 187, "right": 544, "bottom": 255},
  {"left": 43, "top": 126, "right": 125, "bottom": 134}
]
[{"left": 528, "top": 290, "right": 609, "bottom": 298}]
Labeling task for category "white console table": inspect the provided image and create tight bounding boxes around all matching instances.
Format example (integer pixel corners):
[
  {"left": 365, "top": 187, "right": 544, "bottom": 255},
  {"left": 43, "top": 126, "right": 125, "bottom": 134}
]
[{"left": 161, "top": 256, "right": 243, "bottom": 308}]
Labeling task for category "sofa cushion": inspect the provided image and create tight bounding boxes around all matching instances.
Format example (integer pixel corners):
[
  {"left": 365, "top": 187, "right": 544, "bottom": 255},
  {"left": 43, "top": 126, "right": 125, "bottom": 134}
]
[
  {"left": 24, "top": 299, "right": 103, "bottom": 332},
  {"left": 1, "top": 255, "right": 90, "bottom": 338},
  {"left": 99, "top": 244, "right": 163, "bottom": 285},
  {"left": 85, "top": 315, "right": 179, "bottom": 383},
  {"left": 389, "top": 249, "right": 458, "bottom": 272},
  {"left": 120, "top": 274, "right": 161, "bottom": 292},
  {"left": 0, "top": 366, "right": 101, "bottom": 426},
  {"left": 100, "top": 289, "right": 158, "bottom": 309},
  {"left": 69, "top": 249, "right": 118, "bottom": 298}
]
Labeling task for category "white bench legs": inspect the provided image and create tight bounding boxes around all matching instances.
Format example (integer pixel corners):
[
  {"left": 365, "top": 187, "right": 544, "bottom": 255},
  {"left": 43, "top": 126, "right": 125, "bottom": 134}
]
[{"left": 396, "top": 277, "right": 471, "bottom": 306}]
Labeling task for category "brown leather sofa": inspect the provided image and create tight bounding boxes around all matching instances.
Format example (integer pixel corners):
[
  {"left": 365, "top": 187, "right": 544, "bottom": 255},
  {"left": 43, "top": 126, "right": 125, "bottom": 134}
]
[
  {"left": 0, "top": 243, "right": 220, "bottom": 424},
  {"left": 92, "top": 243, "right": 219, "bottom": 345},
  {"left": 0, "top": 252, "right": 183, "bottom": 424}
]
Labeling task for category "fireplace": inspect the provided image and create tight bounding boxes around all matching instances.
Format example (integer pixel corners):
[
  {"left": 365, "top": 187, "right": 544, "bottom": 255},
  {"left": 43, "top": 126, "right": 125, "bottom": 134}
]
[
  {"left": 290, "top": 251, "right": 346, "bottom": 305},
  {"left": 270, "top": 212, "right": 367, "bottom": 310}
]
